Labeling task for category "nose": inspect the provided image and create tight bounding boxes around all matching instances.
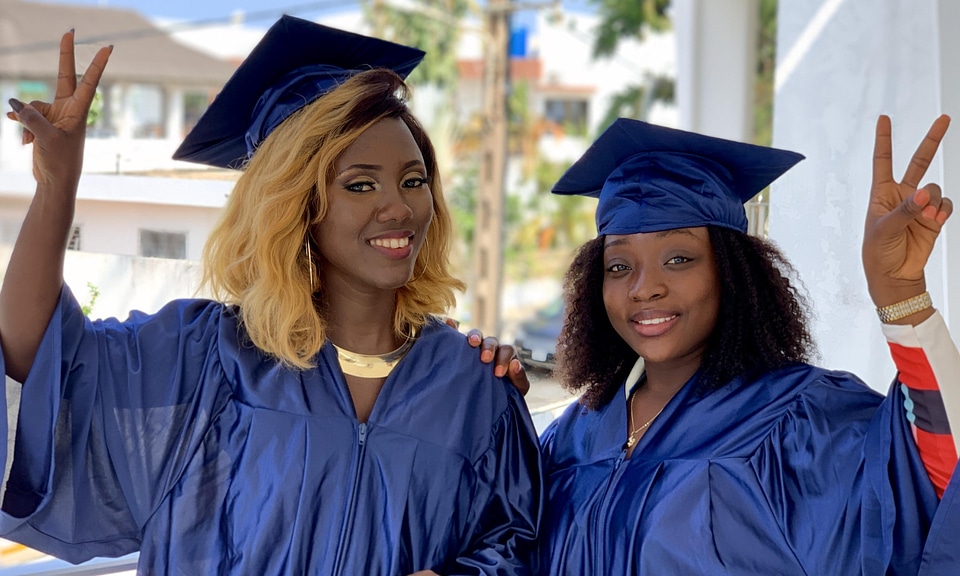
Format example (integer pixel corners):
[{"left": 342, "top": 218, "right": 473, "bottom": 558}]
[
  {"left": 628, "top": 266, "right": 666, "bottom": 302},
  {"left": 376, "top": 184, "right": 414, "bottom": 223}
]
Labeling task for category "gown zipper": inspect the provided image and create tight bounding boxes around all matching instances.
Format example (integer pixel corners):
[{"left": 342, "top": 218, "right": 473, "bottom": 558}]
[{"left": 332, "top": 422, "right": 368, "bottom": 575}]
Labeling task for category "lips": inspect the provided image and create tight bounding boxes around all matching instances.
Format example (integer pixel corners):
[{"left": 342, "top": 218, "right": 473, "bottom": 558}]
[
  {"left": 367, "top": 231, "right": 415, "bottom": 260},
  {"left": 630, "top": 311, "right": 679, "bottom": 337}
]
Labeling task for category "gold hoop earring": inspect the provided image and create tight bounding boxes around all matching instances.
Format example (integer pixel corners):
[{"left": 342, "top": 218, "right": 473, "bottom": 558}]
[{"left": 305, "top": 237, "right": 315, "bottom": 292}]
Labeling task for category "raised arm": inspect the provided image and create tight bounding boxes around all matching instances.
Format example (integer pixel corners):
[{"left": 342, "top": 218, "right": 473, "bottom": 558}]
[
  {"left": 862, "top": 114, "right": 959, "bottom": 494},
  {"left": 862, "top": 114, "right": 951, "bottom": 320},
  {"left": 0, "top": 31, "right": 111, "bottom": 381}
]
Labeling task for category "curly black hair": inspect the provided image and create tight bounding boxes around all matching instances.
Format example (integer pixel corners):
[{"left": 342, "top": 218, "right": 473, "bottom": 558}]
[{"left": 554, "top": 226, "right": 817, "bottom": 410}]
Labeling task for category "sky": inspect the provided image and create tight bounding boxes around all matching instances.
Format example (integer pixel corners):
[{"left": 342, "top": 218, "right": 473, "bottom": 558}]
[{"left": 30, "top": 0, "right": 594, "bottom": 26}]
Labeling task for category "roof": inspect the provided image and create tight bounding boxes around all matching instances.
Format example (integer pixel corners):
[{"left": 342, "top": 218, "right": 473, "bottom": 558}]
[
  {"left": 457, "top": 57, "right": 543, "bottom": 82},
  {"left": 0, "top": 0, "right": 236, "bottom": 86}
]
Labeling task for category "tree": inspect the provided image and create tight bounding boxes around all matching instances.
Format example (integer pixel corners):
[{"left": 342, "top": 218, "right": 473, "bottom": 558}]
[
  {"left": 591, "top": 0, "right": 671, "bottom": 59},
  {"left": 591, "top": 0, "right": 778, "bottom": 146}
]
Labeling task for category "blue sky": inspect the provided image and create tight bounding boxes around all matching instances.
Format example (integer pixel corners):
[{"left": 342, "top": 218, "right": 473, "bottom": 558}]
[{"left": 33, "top": 0, "right": 593, "bottom": 25}]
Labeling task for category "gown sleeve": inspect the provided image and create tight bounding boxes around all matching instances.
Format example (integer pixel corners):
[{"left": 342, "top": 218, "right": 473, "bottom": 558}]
[
  {"left": 443, "top": 389, "right": 542, "bottom": 575},
  {"left": 0, "top": 285, "right": 228, "bottom": 564},
  {"left": 882, "top": 311, "right": 959, "bottom": 495},
  {"left": 754, "top": 370, "right": 943, "bottom": 575}
]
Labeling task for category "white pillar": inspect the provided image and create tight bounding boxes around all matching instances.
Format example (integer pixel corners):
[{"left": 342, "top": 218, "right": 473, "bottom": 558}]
[
  {"left": 936, "top": 0, "right": 960, "bottom": 337},
  {"left": 165, "top": 86, "right": 185, "bottom": 143},
  {"left": 674, "top": 0, "right": 759, "bottom": 141},
  {"left": 770, "top": 0, "right": 946, "bottom": 390}
]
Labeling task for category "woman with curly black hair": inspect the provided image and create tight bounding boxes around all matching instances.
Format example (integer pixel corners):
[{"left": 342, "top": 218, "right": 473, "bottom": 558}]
[{"left": 537, "top": 118, "right": 960, "bottom": 574}]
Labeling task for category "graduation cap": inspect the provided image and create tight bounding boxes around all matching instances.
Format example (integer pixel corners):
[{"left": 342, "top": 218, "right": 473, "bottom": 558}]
[
  {"left": 552, "top": 118, "right": 805, "bottom": 235},
  {"left": 173, "top": 15, "right": 426, "bottom": 169}
]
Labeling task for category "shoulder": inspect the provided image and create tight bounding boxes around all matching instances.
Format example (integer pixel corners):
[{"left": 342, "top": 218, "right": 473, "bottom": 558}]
[{"left": 397, "top": 318, "right": 531, "bottom": 451}]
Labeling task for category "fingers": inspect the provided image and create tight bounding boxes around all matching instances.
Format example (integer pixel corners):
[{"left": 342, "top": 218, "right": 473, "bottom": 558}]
[
  {"left": 479, "top": 336, "right": 498, "bottom": 364},
  {"left": 55, "top": 30, "right": 78, "bottom": 100},
  {"left": 8, "top": 100, "right": 58, "bottom": 144},
  {"left": 902, "top": 114, "right": 951, "bottom": 190},
  {"left": 74, "top": 44, "right": 113, "bottom": 106},
  {"left": 918, "top": 183, "right": 952, "bottom": 225},
  {"left": 443, "top": 317, "right": 460, "bottom": 331},
  {"left": 872, "top": 115, "right": 894, "bottom": 189},
  {"left": 466, "top": 328, "right": 483, "bottom": 348},
  {"left": 505, "top": 358, "right": 530, "bottom": 396}
]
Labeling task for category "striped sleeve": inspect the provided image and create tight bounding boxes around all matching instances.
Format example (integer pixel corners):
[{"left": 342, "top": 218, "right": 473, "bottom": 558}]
[{"left": 882, "top": 311, "right": 960, "bottom": 497}]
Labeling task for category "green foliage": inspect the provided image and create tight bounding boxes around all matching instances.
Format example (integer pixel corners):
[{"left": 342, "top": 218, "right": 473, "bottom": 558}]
[
  {"left": 87, "top": 89, "right": 103, "bottom": 127},
  {"left": 361, "top": 0, "right": 471, "bottom": 90},
  {"left": 447, "top": 162, "right": 478, "bottom": 245},
  {"left": 80, "top": 282, "right": 100, "bottom": 316},
  {"left": 753, "top": 0, "right": 778, "bottom": 147},
  {"left": 591, "top": 0, "right": 671, "bottom": 59},
  {"left": 597, "top": 73, "right": 675, "bottom": 130}
]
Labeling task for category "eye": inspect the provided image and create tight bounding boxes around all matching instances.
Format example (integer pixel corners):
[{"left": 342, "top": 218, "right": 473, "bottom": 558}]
[
  {"left": 345, "top": 180, "right": 376, "bottom": 193},
  {"left": 402, "top": 176, "right": 429, "bottom": 189},
  {"left": 606, "top": 263, "right": 630, "bottom": 273},
  {"left": 665, "top": 256, "right": 691, "bottom": 265}
]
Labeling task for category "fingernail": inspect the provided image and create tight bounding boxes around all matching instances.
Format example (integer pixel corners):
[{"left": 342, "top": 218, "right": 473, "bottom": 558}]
[
  {"left": 69, "top": 28, "right": 75, "bottom": 34},
  {"left": 936, "top": 212, "right": 948, "bottom": 225},
  {"left": 108, "top": 44, "right": 114, "bottom": 52},
  {"left": 481, "top": 351, "right": 493, "bottom": 362},
  {"left": 495, "top": 366, "right": 506, "bottom": 378},
  {"left": 468, "top": 334, "right": 480, "bottom": 344},
  {"left": 8, "top": 98, "right": 23, "bottom": 113},
  {"left": 922, "top": 206, "right": 937, "bottom": 219},
  {"left": 510, "top": 359, "right": 521, "bottom": 373}
]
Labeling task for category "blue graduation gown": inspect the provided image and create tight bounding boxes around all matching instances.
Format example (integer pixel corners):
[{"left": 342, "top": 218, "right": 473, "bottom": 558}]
[
  {"left": 0, "top": 286, "right": 542, "bottom": 575},
  {"left": 537, "top": 363, "right": 960, "bottom": 575}
]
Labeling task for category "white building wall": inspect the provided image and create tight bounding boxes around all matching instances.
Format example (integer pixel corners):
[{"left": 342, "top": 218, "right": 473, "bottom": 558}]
[
  {"left": 770, "top": 0, "right": 948, "bottom": 391},
  {"left": 0, "top": 172, "right": 232, "bottom": 260}
]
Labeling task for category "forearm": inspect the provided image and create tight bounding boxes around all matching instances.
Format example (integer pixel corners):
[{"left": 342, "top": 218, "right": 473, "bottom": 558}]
[
  {"left": 883, "top": 311, "right": 959, "bottom": 496},
  {"left": 0, "top": 183, "right": 75, "bottom": 381}
]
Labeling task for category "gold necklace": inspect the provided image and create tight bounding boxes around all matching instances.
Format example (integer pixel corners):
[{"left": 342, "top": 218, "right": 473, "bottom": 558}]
[
  {"left": 625, "top": 390, "right": 666, "bottom": 449},
  {"left": 332, "top": 337, "right": 415, "bottom": 379}
]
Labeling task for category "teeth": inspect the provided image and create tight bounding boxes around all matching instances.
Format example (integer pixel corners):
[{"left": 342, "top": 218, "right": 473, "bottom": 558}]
[
  {"left": 636, "top": 315, "right": 677, "bottom": 326},
  {"left": 370, "top": 237, "right": 410, "bottom": 249}
]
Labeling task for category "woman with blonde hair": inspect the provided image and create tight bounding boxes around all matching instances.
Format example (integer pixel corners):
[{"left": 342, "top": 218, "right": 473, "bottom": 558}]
[{"left": 0, "top": 17, "right": 540, "bottom": 575}]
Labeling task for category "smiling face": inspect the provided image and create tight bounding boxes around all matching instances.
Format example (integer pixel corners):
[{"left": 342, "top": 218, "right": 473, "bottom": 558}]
[
  {"left": 313, "top": 116, "right": 434, "bottom": 295},
  {"left": 602, "top": 226, "right": 721, "bottom": 380}
]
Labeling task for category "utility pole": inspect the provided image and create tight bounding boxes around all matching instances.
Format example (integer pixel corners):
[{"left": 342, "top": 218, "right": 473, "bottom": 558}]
[{"left": 472, "top": 0, "right": 511, "bottom": 337}]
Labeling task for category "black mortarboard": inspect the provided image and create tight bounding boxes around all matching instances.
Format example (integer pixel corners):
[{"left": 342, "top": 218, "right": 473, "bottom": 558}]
[
  {"left": 552, "top": 118, "right": 805, "bottom": 234},
  {"left": 173, "top": 15, "right": 425, "bottom": 169}
]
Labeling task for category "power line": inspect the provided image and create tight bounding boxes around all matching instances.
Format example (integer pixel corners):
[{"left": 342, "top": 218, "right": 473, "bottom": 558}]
[{"left": 0, "top": 0, "right": 357, "bottom": 55}]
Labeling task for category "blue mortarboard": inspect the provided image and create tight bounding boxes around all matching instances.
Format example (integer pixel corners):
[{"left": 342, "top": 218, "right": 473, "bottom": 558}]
[
  {"left": 173, "top": 15, "right": 425, "bottom": 169},
  {"left": 552, "top": 118, "right": 804, "bottom": 234}
]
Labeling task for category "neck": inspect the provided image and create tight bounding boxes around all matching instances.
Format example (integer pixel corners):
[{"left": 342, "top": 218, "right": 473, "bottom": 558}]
[
  {"left": 321, "top": 279, "right": 400, "bottom": 355},
  {"left": 641, "top": 356, "right": 702, "bottom": 399}
]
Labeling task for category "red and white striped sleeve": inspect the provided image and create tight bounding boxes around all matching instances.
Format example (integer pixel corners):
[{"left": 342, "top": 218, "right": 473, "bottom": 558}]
[{"left": 882, "top": 311, "right": 960, "bottom": 497}]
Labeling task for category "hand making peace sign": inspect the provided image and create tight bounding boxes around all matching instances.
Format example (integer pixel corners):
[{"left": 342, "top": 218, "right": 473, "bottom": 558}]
[
  {"left": 862, "top": 114, "right": 952, "bottom": 323},
  {"left": 6, "top": 30, "right": 111, "bottom": 191}
]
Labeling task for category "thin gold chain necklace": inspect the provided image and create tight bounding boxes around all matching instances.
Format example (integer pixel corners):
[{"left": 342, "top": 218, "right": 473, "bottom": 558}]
[{"left": 626, "top": 390, "right": 666, "bottom": 449}]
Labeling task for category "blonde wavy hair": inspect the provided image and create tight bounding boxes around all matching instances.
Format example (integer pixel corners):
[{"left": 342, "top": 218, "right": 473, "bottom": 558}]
[{"left": 202, "top": 69, "right": 465, "bottom": 368}]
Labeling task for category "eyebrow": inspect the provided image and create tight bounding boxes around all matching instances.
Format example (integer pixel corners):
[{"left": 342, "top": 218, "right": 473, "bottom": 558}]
[
  {"left": 338, "top": 159, "right": 425, "bottom": 175},
  {"left": 604, "top": 228, "right": 698, "bottom": 249}
]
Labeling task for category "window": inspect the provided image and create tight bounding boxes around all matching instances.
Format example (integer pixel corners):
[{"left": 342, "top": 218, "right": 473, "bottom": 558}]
[
  {"left": 183, "top": 92, "right": 210, "bottom": 137},
  {"left": 544, "top": 98, "right": 588, "bottom": 133},
  {"left": 128, "top": 84, "right": 166, "bottom": 139},
  {"left": 139, "top": 230, "right": 186, "bottom": 259},
  {"left": 67, "top": 225, "right": 81, "bottom": 251}
]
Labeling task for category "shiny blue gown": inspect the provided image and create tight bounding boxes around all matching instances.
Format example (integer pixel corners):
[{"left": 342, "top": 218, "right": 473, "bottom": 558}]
[
  {"left": 0, "top": 286, "right": 542, "bottom": 575},
  {"left": 537, "top": 363, "right": 960, "bottom": 575}
]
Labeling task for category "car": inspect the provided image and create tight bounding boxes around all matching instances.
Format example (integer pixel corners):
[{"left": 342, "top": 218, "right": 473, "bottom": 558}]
[{"left": 513, "top": 297, "right": 564, "bottom": 373}]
